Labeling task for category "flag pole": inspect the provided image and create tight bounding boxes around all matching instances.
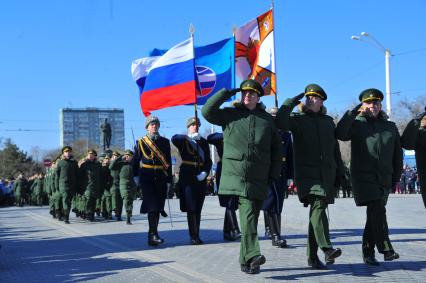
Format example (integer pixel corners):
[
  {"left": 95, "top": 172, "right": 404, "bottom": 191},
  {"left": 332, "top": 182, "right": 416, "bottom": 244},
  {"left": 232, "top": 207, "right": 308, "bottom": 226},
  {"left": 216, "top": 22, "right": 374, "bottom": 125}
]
[
  {"left": 271, "top": 0, "right": 279, "bottom": 107},
  {"left": 232, "top": 26, "right": 237, "bottom": 90},
  {"left": 189, "top": 23, "right": 199, "bottom": 126}
]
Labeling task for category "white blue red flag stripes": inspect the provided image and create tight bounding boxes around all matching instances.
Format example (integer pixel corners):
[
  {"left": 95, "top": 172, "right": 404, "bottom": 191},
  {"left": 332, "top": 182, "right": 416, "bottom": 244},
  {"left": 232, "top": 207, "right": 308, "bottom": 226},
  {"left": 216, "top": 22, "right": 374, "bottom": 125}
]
[
  {"left": 131, "top": 38, "right": 198, "bottom": 116},
  {"left": 149, "top": 38, "right": 235, "bottom": 105}
]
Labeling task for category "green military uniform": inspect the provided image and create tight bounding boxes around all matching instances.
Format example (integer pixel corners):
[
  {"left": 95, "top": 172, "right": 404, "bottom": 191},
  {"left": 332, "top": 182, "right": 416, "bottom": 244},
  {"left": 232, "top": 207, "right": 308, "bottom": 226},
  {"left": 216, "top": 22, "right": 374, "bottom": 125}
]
[
  {"left": 100, "top": 157, "right": 113, "bottom": 219},
  {"left": 276, "top": 84, "right": 344, "bottom": 266},
  {"left": 202, "top": 79, "right": 282, "bottom": 273},
  {"left": 13, "top": 175, "right": 27, "bottom": 207},
  {"left": 336, "top": 88, "right": 403, "bottom": 263},
  {"left": 401, "top": 110, "right": 426, "bottom": 208},
  {"left": 79, "top": 150, "right": 102, "bottom": 222},
  {"left": 109, "top": 150, "right": 137, "bottom": 224},
  {"left": 30, "top": 176, "right": 44, "bottom": 206},
  {"left": 110, "top": 151, "right": 123, "bottom": 221}
]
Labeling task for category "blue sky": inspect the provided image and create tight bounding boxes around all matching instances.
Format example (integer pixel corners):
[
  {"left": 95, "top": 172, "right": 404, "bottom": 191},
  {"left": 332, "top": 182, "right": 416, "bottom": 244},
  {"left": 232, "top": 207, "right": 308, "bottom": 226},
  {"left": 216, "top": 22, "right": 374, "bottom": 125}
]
[{"left": 1, "top": 0, "right": 425, "bottom": 157}]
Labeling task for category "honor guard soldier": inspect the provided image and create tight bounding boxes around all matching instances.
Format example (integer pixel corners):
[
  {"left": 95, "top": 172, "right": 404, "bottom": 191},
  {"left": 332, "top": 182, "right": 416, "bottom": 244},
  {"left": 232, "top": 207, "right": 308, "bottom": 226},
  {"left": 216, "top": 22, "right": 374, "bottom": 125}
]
[
  {"left": 172, "top": 117, "right": 212, "bottom": 245},
  {"left": 401, "top": 107, "right": 426, "bottom": 208},
  {"left": 110, "top": 150, "right": 137, "bottom": 224},
  {"left": 262, "top": 107, "right": 294, "bottom": 248},
  {"left": 276, "top": 84, "right": 344, "bottom": 269},
  {"left": 207, "top": 132, "right": 241, "bottom": 241},
  {"left": 133, "top": 116, "right": 172, "bottom": 246},
  {"left": 202, "top": 79, "right": 282, "bottom": 274},
  {"left": 13, "top": 172, "right": 28, "bottom": 207},
  {"left": 336, "top": 88, "right": 403, "bottom": 265},
  {"left": 79, "top": 149, "right": 102, "bottom": 222}
]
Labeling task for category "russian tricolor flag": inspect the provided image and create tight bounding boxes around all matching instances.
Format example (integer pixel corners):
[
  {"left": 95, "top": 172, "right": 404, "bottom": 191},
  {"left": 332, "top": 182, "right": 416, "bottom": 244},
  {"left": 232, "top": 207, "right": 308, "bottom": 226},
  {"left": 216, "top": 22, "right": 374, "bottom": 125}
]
[{"left": 131, "top": 38, "right": 198, "bottom": 116}]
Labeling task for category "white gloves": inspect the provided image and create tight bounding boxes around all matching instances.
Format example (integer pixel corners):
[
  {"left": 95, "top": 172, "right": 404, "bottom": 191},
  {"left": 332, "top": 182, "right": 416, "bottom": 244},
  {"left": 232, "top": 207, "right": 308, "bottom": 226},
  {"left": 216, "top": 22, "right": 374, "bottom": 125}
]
[
  {"left": 287, "top": 179, "right": 293, "bottom": 186},
  {"left": 188, "top": 132, "right": 201, "bottom": 140},
  {"left": 196, "top": 171, "right": 208, "bottom": 181}
]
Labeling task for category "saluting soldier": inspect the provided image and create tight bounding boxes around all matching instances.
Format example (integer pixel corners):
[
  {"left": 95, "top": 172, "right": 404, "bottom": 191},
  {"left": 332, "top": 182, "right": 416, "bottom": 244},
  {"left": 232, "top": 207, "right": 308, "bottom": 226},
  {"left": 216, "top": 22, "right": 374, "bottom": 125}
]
[
  {"left": 336, "top": 88, "right": 402, "bottom": 265},
  {"left": 207, "top": 132, "right": 241, "bottom": 241},
  {"left": 109, "top": 150, "right": 137, "bottom": 224},
  {"left": 133, "top": 116, "right": 172, "bottom": 246},
  {"left": 110, "top": 151, "right": 123, "bottom": 221},
  {"left": 55, "top": 146, "right": 79, "bottom": 224},
  {"left": 100, "top": 155, "right": 113, "bottom": 219},
  {"left": 202, "top": 79, "right": 282, "bottom": 274},
  {"left": 276, "top": 84, "right": 344, "bottom": 269},
  {"left": 172, "top": 117, "right": 212, "bottom": 245},
  {"left": 262, "top": 107, "right": 294, "bottom": 248},
  {"left": 401, "top": 107, "right": 426, "bottom": 208},
  {"left": 79, "top": 149, "right": 102, "bottom": 222}
]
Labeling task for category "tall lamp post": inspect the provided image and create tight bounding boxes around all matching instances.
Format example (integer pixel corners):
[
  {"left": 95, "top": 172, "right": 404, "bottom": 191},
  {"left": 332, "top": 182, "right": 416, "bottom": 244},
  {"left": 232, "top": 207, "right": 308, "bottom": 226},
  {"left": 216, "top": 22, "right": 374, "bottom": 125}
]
[{"left": 351, "top": 32, "right": 392, "bottom": 118}]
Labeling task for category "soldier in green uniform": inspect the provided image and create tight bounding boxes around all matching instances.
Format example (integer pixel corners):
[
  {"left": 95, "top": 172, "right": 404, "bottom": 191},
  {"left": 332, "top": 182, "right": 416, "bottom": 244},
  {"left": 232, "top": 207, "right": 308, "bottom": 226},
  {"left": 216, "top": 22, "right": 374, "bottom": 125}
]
[
  {"left": 100, "top": 155, "right": 113, "bottom": 219},
  {"left": 55, "top": 146, "right": 79, "bottom": 224},
  {"left": 110, "top": 151, "right": 123, "bottom": 221},
  {"left": 336, "top": 88, "right": 402, "bottom": 265},
  {"left": 109, "top": 150, "right": 137, "bottom": 224},
  {"left": 79, "top": 149, "right": 102, "bottom": 222},
  {"left": 30, "top": 173, "right": 44, "bottom": 206},
  {"left": 202, "top": 79, "right": 282, "bottom": 274},
  {"left": 276, "top": 84, "right": 343, "bottom": 269},
  {"left": 13, "top": 172, "right": 27, "bottom": 207},
  {"left": 401, "top": 107, "right": 426, "bottom": 208}
]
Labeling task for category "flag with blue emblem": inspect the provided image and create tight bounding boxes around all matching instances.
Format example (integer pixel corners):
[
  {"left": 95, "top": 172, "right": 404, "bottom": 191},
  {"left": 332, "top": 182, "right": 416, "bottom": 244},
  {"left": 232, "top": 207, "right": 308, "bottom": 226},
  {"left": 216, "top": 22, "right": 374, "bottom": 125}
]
[{"left": 150, "top": 37, "right": 235, "bottom": 105}]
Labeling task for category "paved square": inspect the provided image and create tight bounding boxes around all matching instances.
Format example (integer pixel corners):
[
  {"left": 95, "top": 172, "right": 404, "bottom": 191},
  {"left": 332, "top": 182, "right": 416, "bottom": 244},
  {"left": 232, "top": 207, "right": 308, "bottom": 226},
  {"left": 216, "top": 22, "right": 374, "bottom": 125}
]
[{"left": 1, "top": 194, "right": 425, "bottom": 282}]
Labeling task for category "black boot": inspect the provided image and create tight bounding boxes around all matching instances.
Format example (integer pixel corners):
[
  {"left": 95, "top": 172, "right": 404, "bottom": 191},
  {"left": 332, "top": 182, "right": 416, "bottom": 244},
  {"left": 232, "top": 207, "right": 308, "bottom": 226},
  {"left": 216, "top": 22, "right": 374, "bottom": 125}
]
[
  {"left": 148, "top": 213, "right": 164, "bottom": 246},
  {"left": 264, "top": 211, "right": 272, "bottom": 238},
  {"left": 223, "top": 209, "right": 232, "bottom": 241},
  {"left": 188, "top": 213, "right": 202, "bottom": 245},
  {"left": 225, "top": 209, "right": 239, "bottom": 241},
  {"left": 56, "top": 209, "right": 63, "bottom": 221},
  {"left": 126, "top": 212, "right": 132, "bottom": 225},
  {"left": 269, "top": 213, "right": 288, "bottom": 248},
  {"left": 195, "top": 213, "right": 204, "bottom": 244}
]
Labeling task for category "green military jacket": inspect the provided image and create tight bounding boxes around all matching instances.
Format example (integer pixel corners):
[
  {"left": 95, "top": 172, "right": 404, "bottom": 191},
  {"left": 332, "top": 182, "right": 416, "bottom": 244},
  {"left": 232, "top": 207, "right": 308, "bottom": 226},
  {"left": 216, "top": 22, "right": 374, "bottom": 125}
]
[
  {"left": 13, "top": 178, "right": 27, "bottom": 196},
  {"left": 276, "top": 98, "right": 343, "bottom": 205},
  {"left": 401, "top": 119, "right": 426, "bottom": 199},
  {"left": 109, "top": 156, "right": 136, "bottom": 197},
  {"left": 336, "top": 110, "right": 403, "bottom": 206},
  {"left": 55, "top": 158, "right": 79, "bottom": 193},
  {"left": 79, "top": 159, "right": 102, "bottom": 195},
  {"left": 31, "top": 178, "right": 43, "bottom": 195},
  {"left": 201, "top": 88, "right": 282, "bottom": 201}
]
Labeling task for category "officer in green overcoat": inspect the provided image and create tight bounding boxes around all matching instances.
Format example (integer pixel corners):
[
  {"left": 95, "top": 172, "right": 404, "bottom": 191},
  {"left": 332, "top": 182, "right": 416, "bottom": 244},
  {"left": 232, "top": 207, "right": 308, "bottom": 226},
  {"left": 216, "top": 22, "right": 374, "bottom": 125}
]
[
  {"left": 202, "top": 79, "right": 282, "bottom": 274},
  {"left": 55, "top": 146, "right": 79, "bottom": 224},
  {"left": 109, "top": 150, "right": 137, "bottom": 224},
  {"left": 276, "top": 84, "right": 344, "bottom": 269},
  {"left": 336, "top": 88, "right": 403, "bottom": 265},
  {"left": 401, "top": 107, "right": 426, "bottom": 208}
]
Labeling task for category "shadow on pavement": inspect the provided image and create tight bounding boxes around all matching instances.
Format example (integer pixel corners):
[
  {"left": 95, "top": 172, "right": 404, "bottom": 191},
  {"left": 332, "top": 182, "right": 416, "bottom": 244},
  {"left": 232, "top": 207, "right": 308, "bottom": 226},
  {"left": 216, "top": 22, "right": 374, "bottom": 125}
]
[{"left": 264, "top": 260, "right": 426, "bottom": 280}]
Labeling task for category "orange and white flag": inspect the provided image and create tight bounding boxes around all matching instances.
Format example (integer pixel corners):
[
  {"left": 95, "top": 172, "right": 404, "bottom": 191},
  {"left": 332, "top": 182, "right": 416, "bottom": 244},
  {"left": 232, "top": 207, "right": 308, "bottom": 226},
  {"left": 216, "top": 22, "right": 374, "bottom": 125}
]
[{"left": 235, "top": 10, "right": 276, "bottom": 96}]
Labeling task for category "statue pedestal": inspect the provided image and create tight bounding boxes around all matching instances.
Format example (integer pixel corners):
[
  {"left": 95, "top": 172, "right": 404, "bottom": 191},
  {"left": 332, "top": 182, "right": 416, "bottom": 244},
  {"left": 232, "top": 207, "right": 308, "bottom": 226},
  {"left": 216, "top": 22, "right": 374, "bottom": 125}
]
[{"left": 100, "top": 149, "right": 113, "bottom": 158}]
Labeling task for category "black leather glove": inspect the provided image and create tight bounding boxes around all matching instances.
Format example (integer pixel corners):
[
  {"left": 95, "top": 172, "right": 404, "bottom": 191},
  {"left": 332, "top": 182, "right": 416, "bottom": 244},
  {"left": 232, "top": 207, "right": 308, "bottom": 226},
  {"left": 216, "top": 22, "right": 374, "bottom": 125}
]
[
  {"left": 415, "top": 107, "right": 426, "bottom": 121},
  {"left": 292, "top": 92, "right": 305, "bottom": 103},
  {"left": 352, "top": 103, "right": 363, "bottom": 113},
  {"left": 229, "top": 88, "right": 241, "bottom": 95}
]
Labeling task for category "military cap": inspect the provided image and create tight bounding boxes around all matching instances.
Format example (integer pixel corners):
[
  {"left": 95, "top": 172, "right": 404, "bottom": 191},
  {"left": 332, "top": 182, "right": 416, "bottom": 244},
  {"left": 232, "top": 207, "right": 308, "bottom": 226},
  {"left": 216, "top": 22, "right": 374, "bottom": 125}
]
[
  {"left": 62, "top": 146, "right": 72, "bottom": 153},
  {"left": 186, "top": 117, "right": 201, "bottom": 128},
  {"left": 112, "top": 150, "right": 121, "bottom": 157},
  {"left": 123, "top": 149, "right": 134, "bottom": 156},
  {"left": 145, "top": 115, "right": 160, "bottom": 129},
  {"left": 240, "top": 79, "right": 264, "bottom": 97},
  {"left": 87, "top": 149, "right": 97, "bottom": 156},
  {"left": 359, "top": 88, "right": 384, "bottom": 103},
  {"left": 268, "top": 107, "right": 279, "bottom": 117},
  {"left": 305, "top": 84, "right": 327, "bottom": 101}
]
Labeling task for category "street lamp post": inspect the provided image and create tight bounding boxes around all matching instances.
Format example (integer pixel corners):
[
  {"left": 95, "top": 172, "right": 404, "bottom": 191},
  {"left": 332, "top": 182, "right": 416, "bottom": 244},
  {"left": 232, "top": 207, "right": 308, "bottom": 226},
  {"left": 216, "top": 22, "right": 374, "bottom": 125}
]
[{"left": 351, "top": 32, "right": 392, "bottom": 118}]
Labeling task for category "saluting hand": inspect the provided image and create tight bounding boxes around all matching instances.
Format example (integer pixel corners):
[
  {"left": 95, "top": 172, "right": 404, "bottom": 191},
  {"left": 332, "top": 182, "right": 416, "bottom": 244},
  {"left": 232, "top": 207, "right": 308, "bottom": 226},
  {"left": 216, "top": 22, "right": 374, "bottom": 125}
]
[
  {"left": 292, "top": 92, "right": 305, "bottom": 104},
  {"left": 229, "top": 88, "right": 241, "bottom": 95},
  {"left": 415, "top": 107, "right": 426, "bottom": 121},
  {"left": 351, "top": 103, "right": 363, "bottom": 114}
]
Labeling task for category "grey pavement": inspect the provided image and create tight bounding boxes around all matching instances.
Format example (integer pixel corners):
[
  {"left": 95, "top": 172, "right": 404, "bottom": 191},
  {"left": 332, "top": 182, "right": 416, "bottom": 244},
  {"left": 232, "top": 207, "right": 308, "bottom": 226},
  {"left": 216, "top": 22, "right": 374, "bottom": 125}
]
[{"left": 1, "top": 194, "right": 426, "bottom": 283}]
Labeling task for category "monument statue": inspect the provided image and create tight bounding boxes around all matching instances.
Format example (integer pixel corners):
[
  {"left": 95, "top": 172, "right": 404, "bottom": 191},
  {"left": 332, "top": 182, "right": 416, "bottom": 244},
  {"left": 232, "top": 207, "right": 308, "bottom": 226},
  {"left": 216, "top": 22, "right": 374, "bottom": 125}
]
[{"left": 100, "top": 118, "right": 112, "bottom": 151}]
